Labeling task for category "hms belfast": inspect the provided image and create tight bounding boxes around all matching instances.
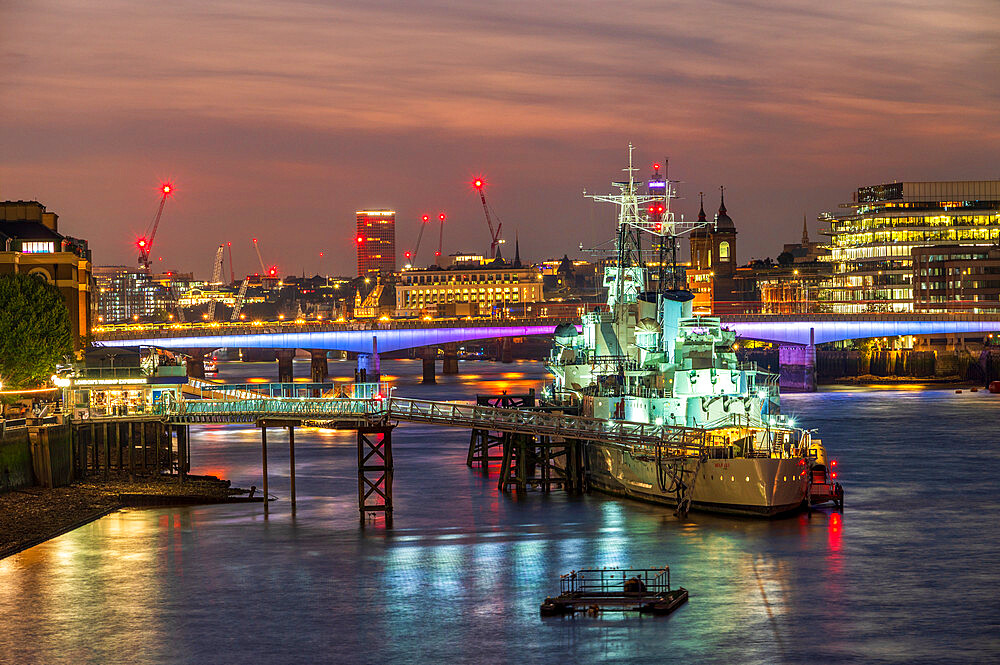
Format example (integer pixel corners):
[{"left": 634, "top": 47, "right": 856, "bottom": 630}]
[{"left": 544, "top": 146, "right": 843, "bottom": 517}]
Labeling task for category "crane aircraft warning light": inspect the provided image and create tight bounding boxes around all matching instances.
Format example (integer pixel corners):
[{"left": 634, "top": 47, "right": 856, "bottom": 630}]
[{"left": 439, "top": 213, "right": 446, "bottom": 221}]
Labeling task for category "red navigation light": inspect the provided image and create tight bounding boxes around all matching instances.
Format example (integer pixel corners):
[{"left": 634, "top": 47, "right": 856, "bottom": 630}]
[
  {"left": 653, "top": 163, "right": 660, "bottom": 170},
  {"left": 137, "top": 238, "right": 147, "bottom": 248},
  {"left": 831, "top": 472, "right": 838, "bottom": 480},
  {"left": 473, "top": 178, "right": 484, "bottom": 189},
  {"left": 831, "top": 460, "right": 838, "bottom": 467},
  {"left": 319, "top": 252, "right": 324, "bottom": 258},
  {"left": 422, "top": 215, "right": 429, "bottom": 222},
  {"left": 161, "top": 182, "right": 173, "bottom": 196},
  {"left": 268, "top": 266, "right": 277, "bottom": 276},
  {"left": 654, "top": 223, "right": 662, "bottom": 231},
  {"left": 439, "top": 213, "right": 446, "bottom": 221},
  {"left": 434, "top": 251, "right": 441, "bottom": 257},
  {"left": 404, "top": 251, "right": 412, "bottom": 259},
  {"left": 356, "top": 235, "right": 364, "bottom": 244},
  {"left": 648, "top": 206, "right": 655, "bottom": 213},
  {"left": 657, "top": 206, "right": 665, "bottom": 213}
]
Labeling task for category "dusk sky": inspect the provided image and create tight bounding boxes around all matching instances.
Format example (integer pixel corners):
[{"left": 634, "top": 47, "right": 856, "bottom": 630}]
[{"left": 2, "top": 0, "right": 998, "bottom": 277}]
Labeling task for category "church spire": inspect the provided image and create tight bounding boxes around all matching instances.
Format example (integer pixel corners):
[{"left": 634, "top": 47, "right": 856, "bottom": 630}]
[
  {"left": 697, "top": 192, "right": 707, "bottom": 222},
  {"left": 513, "top": 231, "right": 522, "bottom": 268},
  {"left": 719, "top": 185, "right": 727, "bottom": 216},
  {"left": 802, "top": 215, "right": 810, "bottom": 245}
]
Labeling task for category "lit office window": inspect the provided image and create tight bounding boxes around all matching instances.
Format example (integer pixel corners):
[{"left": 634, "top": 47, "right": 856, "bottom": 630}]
[{"left": 22, "top": 241, "right": 55, "bottom": 254}]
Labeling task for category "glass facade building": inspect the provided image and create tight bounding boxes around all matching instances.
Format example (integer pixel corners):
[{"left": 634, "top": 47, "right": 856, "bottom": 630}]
[
  {"left": 821, "top": 181, "right": 1000, "bottom": 312},
  {"left": 94, "top": 266, "right": 170, "bottom": 322}
]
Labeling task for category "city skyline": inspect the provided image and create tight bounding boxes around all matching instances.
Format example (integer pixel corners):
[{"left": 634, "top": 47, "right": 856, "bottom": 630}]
[{"left": 2, "top": 0, "right": 998, "bottom": 276}]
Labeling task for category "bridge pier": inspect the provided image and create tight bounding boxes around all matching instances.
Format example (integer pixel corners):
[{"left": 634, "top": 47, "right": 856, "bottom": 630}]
[
  {"left": 420, "top": 348, "right": 436, "bottom": 384},
  {"left": 277, "top": 349, "right": 295, "bottom": 383},
  {"left": 442, "top": 343, "right": 459, "bottom": 375},
  {"left": 185, "top": 357, "right": 205, "bottom": 379},
  {"left": 779, "top": 338, "right": 817, "bottom": 393},
  {"left": 500, "top": 337, "right": 513, "bottom": 364},
  {"left": 309, "top": 349, "right": 329, "bottom": 383},
  {"left": 356, "top": 352, "right": 380, "bottom": 383}
]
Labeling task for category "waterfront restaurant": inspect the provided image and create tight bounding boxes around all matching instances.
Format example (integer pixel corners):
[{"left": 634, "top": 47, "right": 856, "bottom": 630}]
[{"left": 55, "top": 349, "right": 188, "bottom": 418}]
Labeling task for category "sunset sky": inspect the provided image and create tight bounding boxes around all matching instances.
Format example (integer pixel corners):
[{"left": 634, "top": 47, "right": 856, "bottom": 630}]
[{"left": 2, "top": 0, "right": 998, "bottom": 277}]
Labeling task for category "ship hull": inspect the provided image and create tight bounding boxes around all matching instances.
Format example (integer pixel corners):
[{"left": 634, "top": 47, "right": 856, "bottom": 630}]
[{"left": 585, "top": 443, "right": 808, "bottom": 517}]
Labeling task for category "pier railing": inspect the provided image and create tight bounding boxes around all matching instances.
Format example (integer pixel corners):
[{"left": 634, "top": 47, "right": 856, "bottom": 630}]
[{"left": 149, "top": 394, "right": 722, "bottom": 455}]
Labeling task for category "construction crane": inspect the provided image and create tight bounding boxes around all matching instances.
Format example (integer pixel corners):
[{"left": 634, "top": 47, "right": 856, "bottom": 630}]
[
  {"left": 207, "top": 244, "right": 224, "bottom": 321},
  {"left": 472, "top": 178, "right": 503, "bottom": 259},
  {"left": 436, "top": 212, "right": 445, "bottom": 264},
  {"left": 226, "top": 242, "right": 235, "bottom": 284},
  {"left": 230, "top": 277, "right": 250, "bottom": 321},
  {"left": 136, "top": 182, "right": 174, "bottom": 272},
  {"left": 252, "top": 237, "right": 278, "bottom": 277},
  {"left": 404, "top": 215, "right": 431, "bottom": 266}
]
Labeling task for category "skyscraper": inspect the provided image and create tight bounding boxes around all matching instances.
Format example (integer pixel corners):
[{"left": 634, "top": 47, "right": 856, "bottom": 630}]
[{"left": 356, "top": 210, "right": 396, "bottom": 277}]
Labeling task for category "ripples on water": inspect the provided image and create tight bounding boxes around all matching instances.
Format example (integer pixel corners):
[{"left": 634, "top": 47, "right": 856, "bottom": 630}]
[{"left": 1, "top": 359, "right": 998, "bottom": 664}]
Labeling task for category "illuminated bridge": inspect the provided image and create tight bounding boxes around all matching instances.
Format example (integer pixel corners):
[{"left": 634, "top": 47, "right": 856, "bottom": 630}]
[
  {"left": 92, "top": 318, "right": 577, "bottom": 383},
  {"left": 92, "top": 313, "right": 1000, "bottom": 391}
]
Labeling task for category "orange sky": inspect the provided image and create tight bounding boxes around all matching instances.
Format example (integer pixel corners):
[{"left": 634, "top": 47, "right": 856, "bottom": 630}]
[{"left": 2, "top": 0, "right": 998, "bottom": 276}]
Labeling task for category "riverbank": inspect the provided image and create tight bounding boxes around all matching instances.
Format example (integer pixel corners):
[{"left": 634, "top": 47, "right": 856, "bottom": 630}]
[
  {"left": 0, "top": 475, "right": 255, "bottom": 560},
  {"left": 828, "top": 374, "right": 973, "bottom": 386}
]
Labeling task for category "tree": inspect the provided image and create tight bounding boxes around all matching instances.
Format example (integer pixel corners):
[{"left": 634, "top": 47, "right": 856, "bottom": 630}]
[{"left": 0, "top": 273, "right": 72, "bottom": 389}]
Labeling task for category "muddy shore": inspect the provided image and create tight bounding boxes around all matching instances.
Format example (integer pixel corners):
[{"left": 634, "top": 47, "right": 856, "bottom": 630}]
[{"left": 0, "top": 475, "right": 256, "bottom": 560}]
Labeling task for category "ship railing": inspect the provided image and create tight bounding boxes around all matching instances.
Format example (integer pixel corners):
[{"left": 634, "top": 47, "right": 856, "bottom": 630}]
[{"left": 158, "top": 397, "right": 383, "bottom": 420}]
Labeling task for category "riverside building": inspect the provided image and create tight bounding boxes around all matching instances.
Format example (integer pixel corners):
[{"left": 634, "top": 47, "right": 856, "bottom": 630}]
[
  {"left": 0, "top": 200, "right": 92, "bottom": 345},
  {"left": 821, "top": 181, "right": 1000, "bottom": 312},
  {"left": 395, "top": 263, "right": 543, "bottom": 317}
]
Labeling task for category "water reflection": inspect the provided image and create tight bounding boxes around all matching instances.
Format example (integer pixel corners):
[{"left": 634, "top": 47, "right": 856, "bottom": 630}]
[{"left": 1, "top": 362, "right": 998, "bottom": 664}]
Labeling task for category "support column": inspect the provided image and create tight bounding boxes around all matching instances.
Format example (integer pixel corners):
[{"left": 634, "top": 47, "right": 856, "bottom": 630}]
[
  {"left": 500, "top": 337, "right": 514, "bottom": 364},
  {"left": 442, "top": 343, "right": 459, "bottom": 375},
  {"left": 288, "top": 425, "right": 296, "bottom": 509},
  {"left": 260, "top": 424, "right": 269, "bottom": 513},
  {"left": 277, "top": 349, "right": 295, "bottom": 383},
  {"left": 176, "top": 425, "right": 188, "bottom": 481},
  {"left": 186, "top": 356, "right": 205, "bottom": 379},
  {"left": 358, "top": 425, "right": 394, "bottom": 527},
  {"left": 309, "top": 350, "right": 329, "bottom": 383},
  {"left": 421, "top": 348, "right": 436, "bottom": 384},
  {"left": 356, "top": 352, "right": 380, "bottom": 383},
  {"left": 779, "top": 329, "right": 817, "bottom": 393}
]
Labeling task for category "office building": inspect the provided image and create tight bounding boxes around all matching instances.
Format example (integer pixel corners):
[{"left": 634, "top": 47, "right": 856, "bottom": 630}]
[
  {"left": 356, "top": 210, "right": 396, "bottom": 276},
  {"left": 911, "top": 245, "right": 1000, "bottom": 314},
  {"left": 396, "top": 263, "right": 543, "bottom": 317},
  {"left": 822, "top": 180, "right": 1000, "bottom": 312},
  {"left": 94, "top": 266, "right": 170, "bottom": 323}
]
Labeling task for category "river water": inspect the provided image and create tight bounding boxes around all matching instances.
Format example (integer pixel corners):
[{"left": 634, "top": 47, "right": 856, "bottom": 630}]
[{"left": 1, "top": 359, "right": 998, "bottom": 664}]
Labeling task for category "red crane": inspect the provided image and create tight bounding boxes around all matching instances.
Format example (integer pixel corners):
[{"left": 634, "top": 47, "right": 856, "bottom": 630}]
[
  {"left": 404, "top": 214, "right": 431, "bottom": 266},
  {"left": 226, "top": 242, "right": 235, "bottom": 284},
  {"left": 436, "top": 213, "right": 446, "bottom": 264},
  {"left": 136, "top": 182, "right": 173, "bottom": 272},
  {"left": 472, "top": 178, "right": 503, "bottom": 259}
]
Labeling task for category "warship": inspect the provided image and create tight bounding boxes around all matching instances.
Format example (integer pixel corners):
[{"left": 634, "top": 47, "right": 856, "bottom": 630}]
[{"left": 545, "top": 146, "right": 843, "bottom": 516}]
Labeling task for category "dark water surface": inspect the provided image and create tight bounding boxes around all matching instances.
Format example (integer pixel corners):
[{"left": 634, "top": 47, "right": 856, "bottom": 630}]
[{"left": 2, "top": 359, "right": 999, "bottom": 664}]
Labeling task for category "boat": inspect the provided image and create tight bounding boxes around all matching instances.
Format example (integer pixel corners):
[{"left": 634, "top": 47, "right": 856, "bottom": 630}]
[
  {"left": 543, "top": 145, "right": 843, "bottom": 517},
  {"left": 204, "top": 358, "right": 218, "bottom": 374}
]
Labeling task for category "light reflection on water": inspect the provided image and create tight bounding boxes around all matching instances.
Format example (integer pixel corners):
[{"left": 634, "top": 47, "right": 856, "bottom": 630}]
[{"left": 0, "top": 359, "right": 998, "bottom": 664}]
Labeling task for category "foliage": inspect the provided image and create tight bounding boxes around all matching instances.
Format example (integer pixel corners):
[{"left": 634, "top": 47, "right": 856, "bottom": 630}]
[{"left": 0, "top": 273, "right": 72, "bottom": 389}]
